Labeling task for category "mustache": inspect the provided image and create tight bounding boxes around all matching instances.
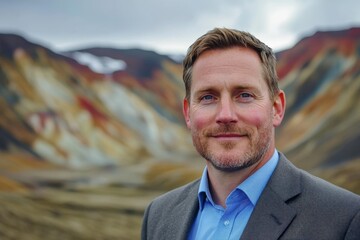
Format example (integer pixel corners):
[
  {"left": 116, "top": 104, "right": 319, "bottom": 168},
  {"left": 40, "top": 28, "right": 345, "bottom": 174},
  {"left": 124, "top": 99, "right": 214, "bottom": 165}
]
[{"left": 205, "top": 125, "right": 250, "bottom": 137}]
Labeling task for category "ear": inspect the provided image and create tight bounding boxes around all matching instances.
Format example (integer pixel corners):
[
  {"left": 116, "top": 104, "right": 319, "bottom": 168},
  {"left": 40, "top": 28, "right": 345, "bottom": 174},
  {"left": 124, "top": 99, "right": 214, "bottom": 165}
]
[
  {"left": 183, "top": 97, "right": 191, "bottom": 129},
  {"left": 273, "top": 90, "right": 286, "bottom": 127}
]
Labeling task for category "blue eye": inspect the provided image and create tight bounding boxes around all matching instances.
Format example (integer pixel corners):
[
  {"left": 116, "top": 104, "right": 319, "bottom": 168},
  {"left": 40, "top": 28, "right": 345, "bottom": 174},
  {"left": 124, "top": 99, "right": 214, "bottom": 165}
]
[
  {"left": 199, "top": 94, "right": 215, "bottom": 103},
  {"left": 202, "top": 95, "right": 214, "bottom": 100},
  {"left": 240, "top": 93, "right": 252, "bottom": 98},
  {"left": 237, "top": 92, "right": 254, "bottom": 102}
]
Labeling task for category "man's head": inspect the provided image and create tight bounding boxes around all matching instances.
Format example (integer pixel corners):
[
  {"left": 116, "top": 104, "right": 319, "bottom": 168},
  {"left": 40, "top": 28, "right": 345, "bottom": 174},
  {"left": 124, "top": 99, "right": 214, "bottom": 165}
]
[
  {"left": 182, "top": 28, "right": 285, "bottom": 172},
  {"left": 183, "top": 27, "right": 280, "bottom": 102}
]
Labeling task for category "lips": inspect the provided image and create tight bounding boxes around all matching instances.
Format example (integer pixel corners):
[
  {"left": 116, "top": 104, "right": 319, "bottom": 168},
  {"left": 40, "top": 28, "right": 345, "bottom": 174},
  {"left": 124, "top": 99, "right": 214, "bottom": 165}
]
[
  {"left": 213, "top": 133, "right": 245, "bottom": 138},
  {"left": 205, "top": 126, "right": 249, "bottom": 139}
]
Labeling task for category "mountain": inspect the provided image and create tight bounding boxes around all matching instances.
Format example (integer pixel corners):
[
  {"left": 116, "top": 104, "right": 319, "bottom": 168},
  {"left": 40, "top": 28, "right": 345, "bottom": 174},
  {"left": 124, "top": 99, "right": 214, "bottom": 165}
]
[
  {"left": 0, "top": 34, "right": 196, "bottom": 169},
  {"left": 0, "top": 34, "right": 200, "bottom": 239},
  {"left": 0, "top": 28, "right": 359, "bottom": 239},
  {"left": 275, "top": 28, "right": 360, "bottom": 191}
]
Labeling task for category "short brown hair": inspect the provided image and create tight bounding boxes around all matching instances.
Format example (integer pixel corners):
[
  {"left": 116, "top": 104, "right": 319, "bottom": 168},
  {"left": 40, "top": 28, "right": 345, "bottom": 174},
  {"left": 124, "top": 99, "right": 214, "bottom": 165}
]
[{"left": 182, "top": 27, "right": 279, "bottom": 100}]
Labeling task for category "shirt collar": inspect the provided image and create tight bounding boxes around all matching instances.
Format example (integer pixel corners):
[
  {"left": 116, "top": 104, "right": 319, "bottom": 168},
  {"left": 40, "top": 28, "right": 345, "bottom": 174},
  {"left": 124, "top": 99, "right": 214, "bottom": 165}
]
[{"left": 197, "top": 150, "right": 279, "bottom": 210}]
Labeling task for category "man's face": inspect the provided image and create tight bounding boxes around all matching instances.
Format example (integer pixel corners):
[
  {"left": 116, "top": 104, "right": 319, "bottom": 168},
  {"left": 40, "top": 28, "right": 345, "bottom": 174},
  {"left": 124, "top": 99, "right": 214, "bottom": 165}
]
[{"left": 183, "top": 47, "right": 285, "bottom": 172}]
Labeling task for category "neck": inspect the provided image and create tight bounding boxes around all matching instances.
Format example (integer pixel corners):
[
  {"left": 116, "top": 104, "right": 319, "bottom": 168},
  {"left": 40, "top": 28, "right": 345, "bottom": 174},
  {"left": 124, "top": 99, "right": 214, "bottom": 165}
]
[{"left": 206, "top": 156, "right": 271, "bottom": 208}]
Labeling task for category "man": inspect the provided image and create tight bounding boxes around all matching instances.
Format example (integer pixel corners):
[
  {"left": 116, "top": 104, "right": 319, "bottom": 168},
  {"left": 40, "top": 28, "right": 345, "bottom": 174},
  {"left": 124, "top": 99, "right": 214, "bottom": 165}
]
[{"left": 141, "top": 28, "right": 360, "bottom": 240}]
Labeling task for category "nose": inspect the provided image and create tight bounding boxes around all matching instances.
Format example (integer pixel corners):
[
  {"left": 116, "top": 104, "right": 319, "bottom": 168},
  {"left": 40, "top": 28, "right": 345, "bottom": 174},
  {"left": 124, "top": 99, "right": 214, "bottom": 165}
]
[{"left": 215, "top": 97, "right": 237, "bottom": 124}]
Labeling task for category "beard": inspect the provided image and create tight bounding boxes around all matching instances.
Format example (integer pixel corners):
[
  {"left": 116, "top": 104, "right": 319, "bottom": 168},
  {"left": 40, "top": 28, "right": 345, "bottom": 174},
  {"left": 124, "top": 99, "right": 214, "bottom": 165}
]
[{"left": 191, "top": 122, "right": 273, "bottom": 172}]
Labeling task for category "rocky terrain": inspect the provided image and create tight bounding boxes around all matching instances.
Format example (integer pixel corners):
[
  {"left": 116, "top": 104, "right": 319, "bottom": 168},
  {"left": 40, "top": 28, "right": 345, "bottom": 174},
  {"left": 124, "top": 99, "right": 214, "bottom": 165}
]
[
  {"left": 276, "top": 28, "right": 360, "bottom": 191},
  {"left": 0, "top": 27, "right": 359, "bottom": 239}
]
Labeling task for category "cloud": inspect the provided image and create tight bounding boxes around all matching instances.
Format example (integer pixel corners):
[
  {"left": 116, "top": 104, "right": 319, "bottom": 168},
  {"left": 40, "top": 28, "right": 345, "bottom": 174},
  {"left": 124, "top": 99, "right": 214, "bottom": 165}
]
[
  {"left": 0, "top": 0, "right": 359, "bottom": 54},
  {"left": 287, "top": 0, "right": 360, "bottom": 34}
]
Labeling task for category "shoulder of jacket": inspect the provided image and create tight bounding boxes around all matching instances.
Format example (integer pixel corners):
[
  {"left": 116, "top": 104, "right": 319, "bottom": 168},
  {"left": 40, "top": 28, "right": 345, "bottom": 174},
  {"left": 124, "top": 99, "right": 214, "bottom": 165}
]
[
  {"left": 151, "top": 179, "right": 200, "bottom": 206},
  {"left": 275, "top": 152, "right": 360, "bottom": 207},
  {"left": 300, "top": 168, "right": 360, "bottom": 204}
]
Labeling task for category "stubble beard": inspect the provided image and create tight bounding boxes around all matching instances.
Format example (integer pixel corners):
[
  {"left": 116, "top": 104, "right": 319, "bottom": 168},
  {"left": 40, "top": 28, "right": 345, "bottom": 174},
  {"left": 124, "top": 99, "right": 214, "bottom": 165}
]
[{"left": 192, "top": 123, "right": 273, "bottom": 172}]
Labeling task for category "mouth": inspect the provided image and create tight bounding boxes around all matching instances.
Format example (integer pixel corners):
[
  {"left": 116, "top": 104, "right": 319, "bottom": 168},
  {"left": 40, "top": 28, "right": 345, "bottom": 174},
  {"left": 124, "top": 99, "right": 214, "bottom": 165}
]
[{"left": 212, "top": 133, "right": 247, "bottom": 139}]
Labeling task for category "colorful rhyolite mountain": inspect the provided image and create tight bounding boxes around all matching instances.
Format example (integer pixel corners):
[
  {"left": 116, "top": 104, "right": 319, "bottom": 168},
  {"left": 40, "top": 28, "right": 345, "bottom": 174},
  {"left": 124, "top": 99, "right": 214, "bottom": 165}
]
[
  {"left": 275, "top": 28, "right": 360, "bottom": 192},
  {"left": 0, "top": 28, "right": 359, "bottom": 239}
]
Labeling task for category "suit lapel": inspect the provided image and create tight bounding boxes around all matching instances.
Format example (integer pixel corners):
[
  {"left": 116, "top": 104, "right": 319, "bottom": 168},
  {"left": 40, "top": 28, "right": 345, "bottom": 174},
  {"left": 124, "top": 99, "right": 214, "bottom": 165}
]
[
  {"left": 240, "top": 187, "right": 297, "bottom": 240},
  {"left": 165, "top": 180, "right": 200, "bottom": 240},
  {"left": 240, "top": 153, "right": 302, "bottom": 240}
]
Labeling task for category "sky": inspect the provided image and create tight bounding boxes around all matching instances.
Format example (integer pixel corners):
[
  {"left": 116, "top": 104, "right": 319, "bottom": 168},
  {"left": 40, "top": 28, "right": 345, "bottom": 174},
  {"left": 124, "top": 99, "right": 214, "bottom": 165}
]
[{"left": 0, "top": 0, "right": 359, "bottom": 55}]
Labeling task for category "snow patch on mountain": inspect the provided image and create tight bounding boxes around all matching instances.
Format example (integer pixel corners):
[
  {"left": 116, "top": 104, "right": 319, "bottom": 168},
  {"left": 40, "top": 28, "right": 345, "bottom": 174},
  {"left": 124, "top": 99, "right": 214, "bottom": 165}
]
[{"left": 70, "top": 51, "right": 127, "bottom": 74}]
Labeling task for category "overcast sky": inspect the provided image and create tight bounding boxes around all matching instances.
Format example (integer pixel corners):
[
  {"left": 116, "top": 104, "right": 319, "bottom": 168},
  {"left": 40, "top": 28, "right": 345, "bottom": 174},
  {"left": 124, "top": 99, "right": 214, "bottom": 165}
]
[{"left": 0, "top": 0, "right": 359, "bottom": 55}]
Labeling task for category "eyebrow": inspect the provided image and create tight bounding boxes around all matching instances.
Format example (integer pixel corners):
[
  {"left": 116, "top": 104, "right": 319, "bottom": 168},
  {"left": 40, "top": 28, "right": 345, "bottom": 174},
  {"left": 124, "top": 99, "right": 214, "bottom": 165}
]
[
  {"left": 234, "top": 85, "right": 261, "bottom": 93},
  {"left": 195, "top": 84, "right": 260, "bottom": 93}
]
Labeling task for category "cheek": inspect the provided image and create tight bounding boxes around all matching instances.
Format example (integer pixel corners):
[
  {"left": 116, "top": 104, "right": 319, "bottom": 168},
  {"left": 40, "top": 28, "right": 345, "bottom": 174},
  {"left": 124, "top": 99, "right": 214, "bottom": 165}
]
[
  {"left": 192, "top": 115, "right": 209, "bottom": 130},
  {"left": 241, "top": 107, "right": 271, "bottom": 128},
  {"left": 191, "top": 109, "right": 213, "bottom": 130}
]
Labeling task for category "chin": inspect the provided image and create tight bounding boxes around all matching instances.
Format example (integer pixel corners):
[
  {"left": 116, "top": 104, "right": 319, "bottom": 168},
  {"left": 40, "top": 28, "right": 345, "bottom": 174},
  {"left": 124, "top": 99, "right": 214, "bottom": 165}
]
[
  {"left": 207, "top": 155, "right": 257, "bottom": 172},
  {"left": 211, "top": 162, "right": 253, "bottom": 172}
]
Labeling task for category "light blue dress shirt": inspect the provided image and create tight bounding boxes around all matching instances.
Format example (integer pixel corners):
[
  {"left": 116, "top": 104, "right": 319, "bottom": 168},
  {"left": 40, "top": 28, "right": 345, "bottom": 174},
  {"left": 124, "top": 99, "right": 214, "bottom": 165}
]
[{"left": 188, "top": 150, "right": 279, "bottom": 240}]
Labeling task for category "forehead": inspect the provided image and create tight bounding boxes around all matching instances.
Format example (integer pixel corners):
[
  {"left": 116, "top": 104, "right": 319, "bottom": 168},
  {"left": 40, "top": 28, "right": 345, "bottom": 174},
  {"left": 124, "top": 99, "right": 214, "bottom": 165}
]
[
  {"left": 191, "top": 47, "right": 265, "bottom": 90},
  {"left": 193, "top": 47, "right": 262, "bottom": 75}
]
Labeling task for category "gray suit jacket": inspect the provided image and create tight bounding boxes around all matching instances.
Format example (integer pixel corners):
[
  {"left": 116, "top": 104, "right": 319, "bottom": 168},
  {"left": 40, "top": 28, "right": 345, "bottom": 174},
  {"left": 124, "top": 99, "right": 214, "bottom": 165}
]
[{"left": 142, "top": 153, "right": 360, "bottom": 239}]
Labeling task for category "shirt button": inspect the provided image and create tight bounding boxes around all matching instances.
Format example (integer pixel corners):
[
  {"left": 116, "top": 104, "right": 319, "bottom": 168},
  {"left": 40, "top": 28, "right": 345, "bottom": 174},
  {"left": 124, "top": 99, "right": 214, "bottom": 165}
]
[{"left": 224, "top": 220, "right": 230, "bottom": 226}]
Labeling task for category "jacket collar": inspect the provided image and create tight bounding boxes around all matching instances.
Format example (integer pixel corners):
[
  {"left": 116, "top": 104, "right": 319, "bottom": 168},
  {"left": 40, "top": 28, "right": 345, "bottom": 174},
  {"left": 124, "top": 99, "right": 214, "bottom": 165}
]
[
  {"left": 170, "top": 153, "right": 302, "bottom": 240},
  {"left": 240, "top": 153, "right": 302, "bottom": 240},
  {"left": 164, "top": 180, "right": 200, "bottom": 240}
]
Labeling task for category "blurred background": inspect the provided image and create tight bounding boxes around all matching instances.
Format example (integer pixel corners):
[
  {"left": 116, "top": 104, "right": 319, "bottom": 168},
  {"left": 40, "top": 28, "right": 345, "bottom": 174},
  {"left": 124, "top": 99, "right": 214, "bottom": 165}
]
[{"left": 0, "top": 0, "right": 359, "bottom": 239}]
